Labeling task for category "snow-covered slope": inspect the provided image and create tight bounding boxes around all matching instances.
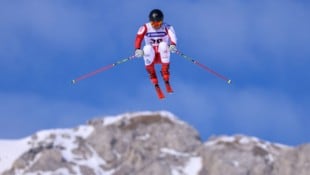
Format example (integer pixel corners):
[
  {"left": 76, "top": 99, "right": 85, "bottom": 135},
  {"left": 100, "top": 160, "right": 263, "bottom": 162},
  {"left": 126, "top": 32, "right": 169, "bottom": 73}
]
[
  {"left": 0, "top": 138, "right": 30, "bottom": 173},
  {"left": 0, "top": 111, "right": 309, "bottom": 175},
  {"left": 0, "top": 126, "right": 94, "bottom": 175}
]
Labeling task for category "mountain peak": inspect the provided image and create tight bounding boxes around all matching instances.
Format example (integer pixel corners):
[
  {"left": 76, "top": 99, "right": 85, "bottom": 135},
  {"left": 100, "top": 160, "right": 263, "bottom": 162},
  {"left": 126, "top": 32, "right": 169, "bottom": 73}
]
[{"left": 87, "top": 110, "right": 186, "bottom": 127}]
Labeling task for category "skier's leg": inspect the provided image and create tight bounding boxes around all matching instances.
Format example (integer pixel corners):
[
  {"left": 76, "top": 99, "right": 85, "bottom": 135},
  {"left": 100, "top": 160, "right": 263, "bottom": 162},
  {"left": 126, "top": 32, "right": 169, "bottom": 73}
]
[
  {"left": 158, "top": 42, "right": 173, "bottom": 93},
  {"left": 145, "top": 64, "right": 158, "bottom": 84},
  {"left": 158, "top": 42, "right": 171, "bottom": 82},
  {"left": 161, "top": 63, "right": 170, "bottom": 82},
  {"left": 158, "top": 42, "right": 170, "bottom": 64},
  {"left": 161, "top": 63, "right": 173, "bottom": 93},
  {"left": 143, "top": 45, "right": 158, "bottom": 85}
]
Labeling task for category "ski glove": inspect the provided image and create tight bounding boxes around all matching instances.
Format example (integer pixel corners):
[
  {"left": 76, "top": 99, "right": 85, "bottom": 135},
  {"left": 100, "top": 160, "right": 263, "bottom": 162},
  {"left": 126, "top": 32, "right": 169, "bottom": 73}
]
[
  {"left": 169, "top": 45, "right": 177, "bottom": 53},
  {"left": 135, "top": 49, "right": 144, "bottom": 57}
]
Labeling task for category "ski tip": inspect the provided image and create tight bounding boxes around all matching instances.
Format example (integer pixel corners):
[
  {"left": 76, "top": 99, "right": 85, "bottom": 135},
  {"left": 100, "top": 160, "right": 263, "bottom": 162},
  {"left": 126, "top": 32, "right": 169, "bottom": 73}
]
[
  {"left": 157, "top": 93, "right": 165, "bottom": 99},
  {"left": 227, "top": 79, "right": 232, "bottom": 84},
  {"left": 158, "top": 94, "right": 165, "bottom": 100}
]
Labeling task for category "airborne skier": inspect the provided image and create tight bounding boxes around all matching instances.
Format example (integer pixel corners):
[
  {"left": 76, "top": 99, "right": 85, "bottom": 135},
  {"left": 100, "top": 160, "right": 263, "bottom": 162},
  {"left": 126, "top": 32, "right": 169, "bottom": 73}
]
[
  {"left": 134, "top": 9, "right": 177, "bottom": 99},
  {"left": 72, "top": 9, "right": 231, "bottom": 99}
]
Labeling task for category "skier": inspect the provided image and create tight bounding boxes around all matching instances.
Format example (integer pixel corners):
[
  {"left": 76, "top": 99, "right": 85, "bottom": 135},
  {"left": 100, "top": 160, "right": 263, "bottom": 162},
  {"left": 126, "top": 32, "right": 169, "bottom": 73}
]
[
  {"left": 72, "top": 11, "right": 231, "bottom": 92},
  {"left": 134, "top": 9, "right": 177, "bottom": 99}
]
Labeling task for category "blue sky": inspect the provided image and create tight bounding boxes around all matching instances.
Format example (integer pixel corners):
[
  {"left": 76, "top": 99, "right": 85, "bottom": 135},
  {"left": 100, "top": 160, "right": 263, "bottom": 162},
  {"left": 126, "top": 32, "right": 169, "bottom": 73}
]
[{"left": 1, "top": 0, "right": 309, "bottom": 146}]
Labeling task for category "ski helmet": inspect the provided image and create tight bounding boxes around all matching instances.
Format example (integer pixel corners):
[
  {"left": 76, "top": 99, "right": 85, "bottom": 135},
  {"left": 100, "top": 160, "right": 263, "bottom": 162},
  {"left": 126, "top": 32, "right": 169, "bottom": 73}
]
[{"left": 149, "top": 9, "right": 164, "bottom": 22}]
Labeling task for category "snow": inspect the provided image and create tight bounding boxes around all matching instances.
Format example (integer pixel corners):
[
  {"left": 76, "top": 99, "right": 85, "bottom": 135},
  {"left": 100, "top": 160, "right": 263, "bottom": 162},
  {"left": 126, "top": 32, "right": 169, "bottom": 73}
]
[
  {"left": 0, "top": 125, "right": 95, "bottom": 174},
  {"left": 203, "top": 135, "right": 293, "bottom": 166},
  {"left": 183, "top": 157, "right": 203, "bottom": 175},
  {"left": 239, "top": 137, "right": 251, "bottom": 144},
  {"left": 3, "top": 112, "right": 293, "bottom": 175},
  {"left": 34, "top": 125, "right": 93, "bottom": 142},
  {"left": 0, "top": 138, "right": 31, "bottom": 174},
  {"left": 27, "top": 125, "right": 116, "bottom": 175},
  {"left": 232, "top": 160, "right": 240, "bottom": 167},
  {"left": 171, "top": 156, "right": 203, "bottom": 175},
  {"left": 136, "top": 133, "right": 150, "bottom": 140},
  {"left": 161, "top": 147, "right": 191, "bottom": 157},
  {"left": 23, "top": 168, "right": 71, "bottom": 175},
  {"left": 1, "top": 111, "right": 183, "bottom": 174},
  {"left": 160, "top": 148, "right": 202, "bottom": 175},
  {"left": 204, "top": 135, "right": 290, "bottom": 148},
  {"left": 0, "top": 123, "right": 118, "bottom": 175},
  {"left": 101, "top": 111, "right": 185, "bottom": 126}
]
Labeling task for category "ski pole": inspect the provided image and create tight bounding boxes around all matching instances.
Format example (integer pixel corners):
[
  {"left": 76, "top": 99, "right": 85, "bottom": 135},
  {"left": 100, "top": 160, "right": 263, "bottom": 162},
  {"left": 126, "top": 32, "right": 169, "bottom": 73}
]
[
  {"left": 72, "top": 55, "right": 136, "bottom": 84},
  {"left": 175, "top": 50, "right": 232, "bottom": 84}
]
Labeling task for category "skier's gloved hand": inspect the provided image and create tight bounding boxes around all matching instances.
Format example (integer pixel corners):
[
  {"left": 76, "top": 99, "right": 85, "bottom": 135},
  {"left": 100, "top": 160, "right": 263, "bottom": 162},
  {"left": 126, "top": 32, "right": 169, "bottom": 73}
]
[
  {"left": 169, "top": 45, "right": 177, "bottom": 53},
  {"left": 135, "top": 49, "right": 144, "bottom": 57}
]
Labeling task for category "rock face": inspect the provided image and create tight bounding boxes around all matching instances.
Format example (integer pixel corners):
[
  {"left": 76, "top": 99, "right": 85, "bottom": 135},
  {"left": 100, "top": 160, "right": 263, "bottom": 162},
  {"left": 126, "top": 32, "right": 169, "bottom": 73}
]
[{"left": 1, "top": 111, "right": 309, "bottom": 175}]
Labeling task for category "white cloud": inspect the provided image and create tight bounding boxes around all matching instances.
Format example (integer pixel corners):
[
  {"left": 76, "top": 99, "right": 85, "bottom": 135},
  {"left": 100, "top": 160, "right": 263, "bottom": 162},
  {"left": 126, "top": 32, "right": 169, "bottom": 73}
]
[
  {"left": 207, "top": 85, "right": 307, "bottom": 143},
  {"left": 0, "top": 78, "right": 308, "bottom": 144},
  {"left": 0, "top": 92, "right": 101, "bottom": 139}
]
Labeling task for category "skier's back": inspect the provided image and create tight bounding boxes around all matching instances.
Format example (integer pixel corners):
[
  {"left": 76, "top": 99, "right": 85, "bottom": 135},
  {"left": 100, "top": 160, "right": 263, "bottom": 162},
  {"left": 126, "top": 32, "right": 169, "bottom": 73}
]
[{"left": 134, "top": 9, "right": 177, "bottom": 99}]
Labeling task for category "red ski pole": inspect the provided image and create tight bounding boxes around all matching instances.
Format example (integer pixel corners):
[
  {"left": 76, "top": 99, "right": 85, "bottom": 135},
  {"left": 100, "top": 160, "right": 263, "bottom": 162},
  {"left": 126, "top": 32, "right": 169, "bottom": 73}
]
[
  {"left": 72, "top": 55, "right": 136, "bottom": 84},
  {"left": 175, "top": 50, "right": 232, "bottom": 84}
]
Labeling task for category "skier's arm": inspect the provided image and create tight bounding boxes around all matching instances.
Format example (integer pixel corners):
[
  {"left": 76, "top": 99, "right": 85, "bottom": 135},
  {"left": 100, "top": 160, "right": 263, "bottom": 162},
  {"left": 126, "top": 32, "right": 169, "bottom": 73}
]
[
  {"left": 135, "top": 25, "right": 147, "bottom": 49},
  {"left": 167, "top": 25, "right": 177, "bottom": 46}
]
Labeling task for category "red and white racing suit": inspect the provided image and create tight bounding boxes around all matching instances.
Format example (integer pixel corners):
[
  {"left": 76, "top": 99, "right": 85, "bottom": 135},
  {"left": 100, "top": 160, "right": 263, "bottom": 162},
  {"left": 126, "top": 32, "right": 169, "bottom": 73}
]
[{"left": 135, "top": 22, "right": 177, "bottom": 84}]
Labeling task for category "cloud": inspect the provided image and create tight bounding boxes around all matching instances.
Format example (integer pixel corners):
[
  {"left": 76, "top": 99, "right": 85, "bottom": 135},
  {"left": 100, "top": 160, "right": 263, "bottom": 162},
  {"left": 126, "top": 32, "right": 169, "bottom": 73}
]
[
  {"left": 202, "top": 84, "right": 308, "bottom": 144},
  {"left": 0, "top": 92, "right": 102, "bottom": 139},
  {"left": 0, "top": 76, "right": 308, "bottom": 145}
]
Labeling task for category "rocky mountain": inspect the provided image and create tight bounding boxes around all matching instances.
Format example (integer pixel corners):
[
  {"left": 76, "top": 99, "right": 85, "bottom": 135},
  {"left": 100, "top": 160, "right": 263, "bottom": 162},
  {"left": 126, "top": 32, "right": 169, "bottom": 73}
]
[{"left": 0, "top": 111, "right": 309, "bottom": 175}]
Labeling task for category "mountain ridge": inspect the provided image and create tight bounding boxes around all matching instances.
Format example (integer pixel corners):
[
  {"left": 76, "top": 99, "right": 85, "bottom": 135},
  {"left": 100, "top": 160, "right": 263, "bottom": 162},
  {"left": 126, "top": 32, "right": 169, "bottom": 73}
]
[{"left": 0, "top": 111, "right": 309, "bottom": 175}]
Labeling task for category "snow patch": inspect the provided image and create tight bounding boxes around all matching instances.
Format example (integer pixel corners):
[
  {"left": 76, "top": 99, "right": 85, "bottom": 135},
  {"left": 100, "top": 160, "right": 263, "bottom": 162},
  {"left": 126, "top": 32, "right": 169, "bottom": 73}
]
[
  {"left": 28, "top": 125, "right": 115, "bottom": 174},
  {"left": 184, "top": 157, "right": 203, "bottom": 175},
  {"left": 23, "top": 168, "right": 71, "bottom": 175},
  {"left": 0, "top": 125, "right": 95, "bottom": 174},
  {"left": 171, "top": 156, "right": 202, "bottom": 175},
  {"left": 99, "top": 111, "right": 184, "bottom": 126},
  {"left": 161, "top": 148, "right": 191, "bottom": 157},
  {"left": 0, "top": 138, "right": 31, "bottom": 174},
  {"left": 204, "top": 135, "right": 292, "bottom": 165},
  {"left": 136, "top": 133, "right": 150, "bottom": 141},
  {"left": 232, "top": 160, "right": 240, "bottom": 167},
  {"left": 160, "top": 148, "right": 202, "bottom": 175},
  {"left": 205, "top": 135, "right": 290, "bottom": 149}
]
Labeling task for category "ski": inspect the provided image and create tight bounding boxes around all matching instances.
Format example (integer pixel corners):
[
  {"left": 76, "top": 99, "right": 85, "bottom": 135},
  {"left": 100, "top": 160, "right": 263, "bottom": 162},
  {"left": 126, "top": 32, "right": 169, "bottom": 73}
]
[
  {"left": 164, "top": 81, "right": 174, "bottom": 93},
  {"left": 155, "top": 84, "right": 165, "bottom": 99}
]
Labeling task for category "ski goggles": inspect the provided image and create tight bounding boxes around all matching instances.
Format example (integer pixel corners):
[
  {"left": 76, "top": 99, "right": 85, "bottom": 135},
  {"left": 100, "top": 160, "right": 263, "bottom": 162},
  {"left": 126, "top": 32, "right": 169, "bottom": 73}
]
[{"left": 151, "top": 20, "right": 163, "bottom": 28}]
